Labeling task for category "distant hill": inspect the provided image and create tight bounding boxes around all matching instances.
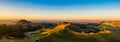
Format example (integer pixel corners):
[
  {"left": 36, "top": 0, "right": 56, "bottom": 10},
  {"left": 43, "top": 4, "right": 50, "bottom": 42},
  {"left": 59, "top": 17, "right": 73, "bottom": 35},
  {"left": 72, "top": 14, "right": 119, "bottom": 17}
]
[{"left": 102, "top": 21, "right": 120, "bottom": 27}]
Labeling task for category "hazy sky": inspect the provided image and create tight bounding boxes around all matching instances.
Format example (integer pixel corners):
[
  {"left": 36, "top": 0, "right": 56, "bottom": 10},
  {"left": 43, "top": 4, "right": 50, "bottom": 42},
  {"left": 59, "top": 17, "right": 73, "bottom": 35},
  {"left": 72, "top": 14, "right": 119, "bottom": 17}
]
[{"left": 0, "top": 0, "right": 120, "bottom": 20}]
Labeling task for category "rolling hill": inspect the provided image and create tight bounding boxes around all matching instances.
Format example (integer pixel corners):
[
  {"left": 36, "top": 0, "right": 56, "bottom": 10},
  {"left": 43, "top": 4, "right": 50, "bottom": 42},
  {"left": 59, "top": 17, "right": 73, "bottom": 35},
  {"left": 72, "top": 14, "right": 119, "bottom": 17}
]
[{"left": 26, "top": 22, "right": 120, "bottom": 42}]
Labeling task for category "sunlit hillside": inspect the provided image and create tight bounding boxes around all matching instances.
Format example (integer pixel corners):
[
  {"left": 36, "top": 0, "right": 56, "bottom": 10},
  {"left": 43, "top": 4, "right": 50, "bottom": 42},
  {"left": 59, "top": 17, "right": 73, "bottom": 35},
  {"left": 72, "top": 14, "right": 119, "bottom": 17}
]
[
  {"left": 0, "top": 19, "right": 120, "bottom": 42},
  {"left": 103, "top": 21, "right": 120, "bottom": 27},
  {"left": 0, "top": 0, "right": 120, "bottom": 42},
  {"left": 26, "top": 22, "right": 120, "bottom": 42},
  {"left": 41, "top": 22, "right": 70, "bottom": 35},
  {"left": 39, "top": 26, "right": 120, "bottom": 42}
]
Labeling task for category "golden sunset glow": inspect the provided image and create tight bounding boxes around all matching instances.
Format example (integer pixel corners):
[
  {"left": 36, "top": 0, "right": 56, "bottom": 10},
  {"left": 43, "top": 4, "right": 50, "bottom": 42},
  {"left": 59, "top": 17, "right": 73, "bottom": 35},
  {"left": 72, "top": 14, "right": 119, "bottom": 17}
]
[
  {"left": 0, "top": 15, "right": 120, "bottom": 20},
  {"left": 0, "top": 0, "right": 120, "bottom": 20}
]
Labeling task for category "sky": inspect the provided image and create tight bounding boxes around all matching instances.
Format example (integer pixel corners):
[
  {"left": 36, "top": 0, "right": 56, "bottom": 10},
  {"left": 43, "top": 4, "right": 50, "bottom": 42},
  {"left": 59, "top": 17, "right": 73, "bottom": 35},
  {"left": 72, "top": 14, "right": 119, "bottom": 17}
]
[{"left": 0, "top": 0, "right": 120, "bottom": 20}]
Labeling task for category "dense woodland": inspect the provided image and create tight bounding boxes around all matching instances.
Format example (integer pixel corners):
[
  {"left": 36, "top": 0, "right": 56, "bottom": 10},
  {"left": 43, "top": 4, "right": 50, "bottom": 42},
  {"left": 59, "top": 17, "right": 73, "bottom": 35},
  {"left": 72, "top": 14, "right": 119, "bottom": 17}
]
[{"left": 0, "top": 19, "right": 56, "bottom": 39}]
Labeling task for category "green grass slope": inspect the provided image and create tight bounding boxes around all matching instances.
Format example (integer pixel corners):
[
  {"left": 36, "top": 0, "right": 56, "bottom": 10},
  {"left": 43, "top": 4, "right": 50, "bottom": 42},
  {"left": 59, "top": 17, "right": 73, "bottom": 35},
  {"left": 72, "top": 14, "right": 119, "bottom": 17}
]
[{"left": 40, "top": 29, "right": 120, "bottom": 42}]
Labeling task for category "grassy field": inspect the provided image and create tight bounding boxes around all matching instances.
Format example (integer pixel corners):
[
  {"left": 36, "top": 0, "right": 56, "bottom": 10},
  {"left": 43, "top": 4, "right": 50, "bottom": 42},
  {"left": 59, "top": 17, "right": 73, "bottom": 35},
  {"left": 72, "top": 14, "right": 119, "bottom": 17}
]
[
  {"left": 40, "top": 33, "right": 120, "bottom": 42},
  {"left": 25, "top": 34, "right": 47, "bottom": 42},
  {"left": 0, "top": 29, "right": 120, "bottom": 42},
  {"left": 0, "top": 22, "right": 120, "bottom": 42},
  {"left": 39, "top": 29, "right": 120, "bottom": 42}
]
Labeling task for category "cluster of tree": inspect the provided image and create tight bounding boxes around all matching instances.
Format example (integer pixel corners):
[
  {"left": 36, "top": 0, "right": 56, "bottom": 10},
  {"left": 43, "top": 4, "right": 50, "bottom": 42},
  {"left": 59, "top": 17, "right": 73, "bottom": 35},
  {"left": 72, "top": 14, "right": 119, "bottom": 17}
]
[
  {"left": 67, "top": 23, "right": 100, "bottom": 33},
  {"left": 0, "top": 19, "right": 42, "bottom": 39},
  {"left": 0, "top": 19, "right": 58, "bottom": 39},
  {"left": 39, "top": 23, "right": 57, "bottom": 28}
]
